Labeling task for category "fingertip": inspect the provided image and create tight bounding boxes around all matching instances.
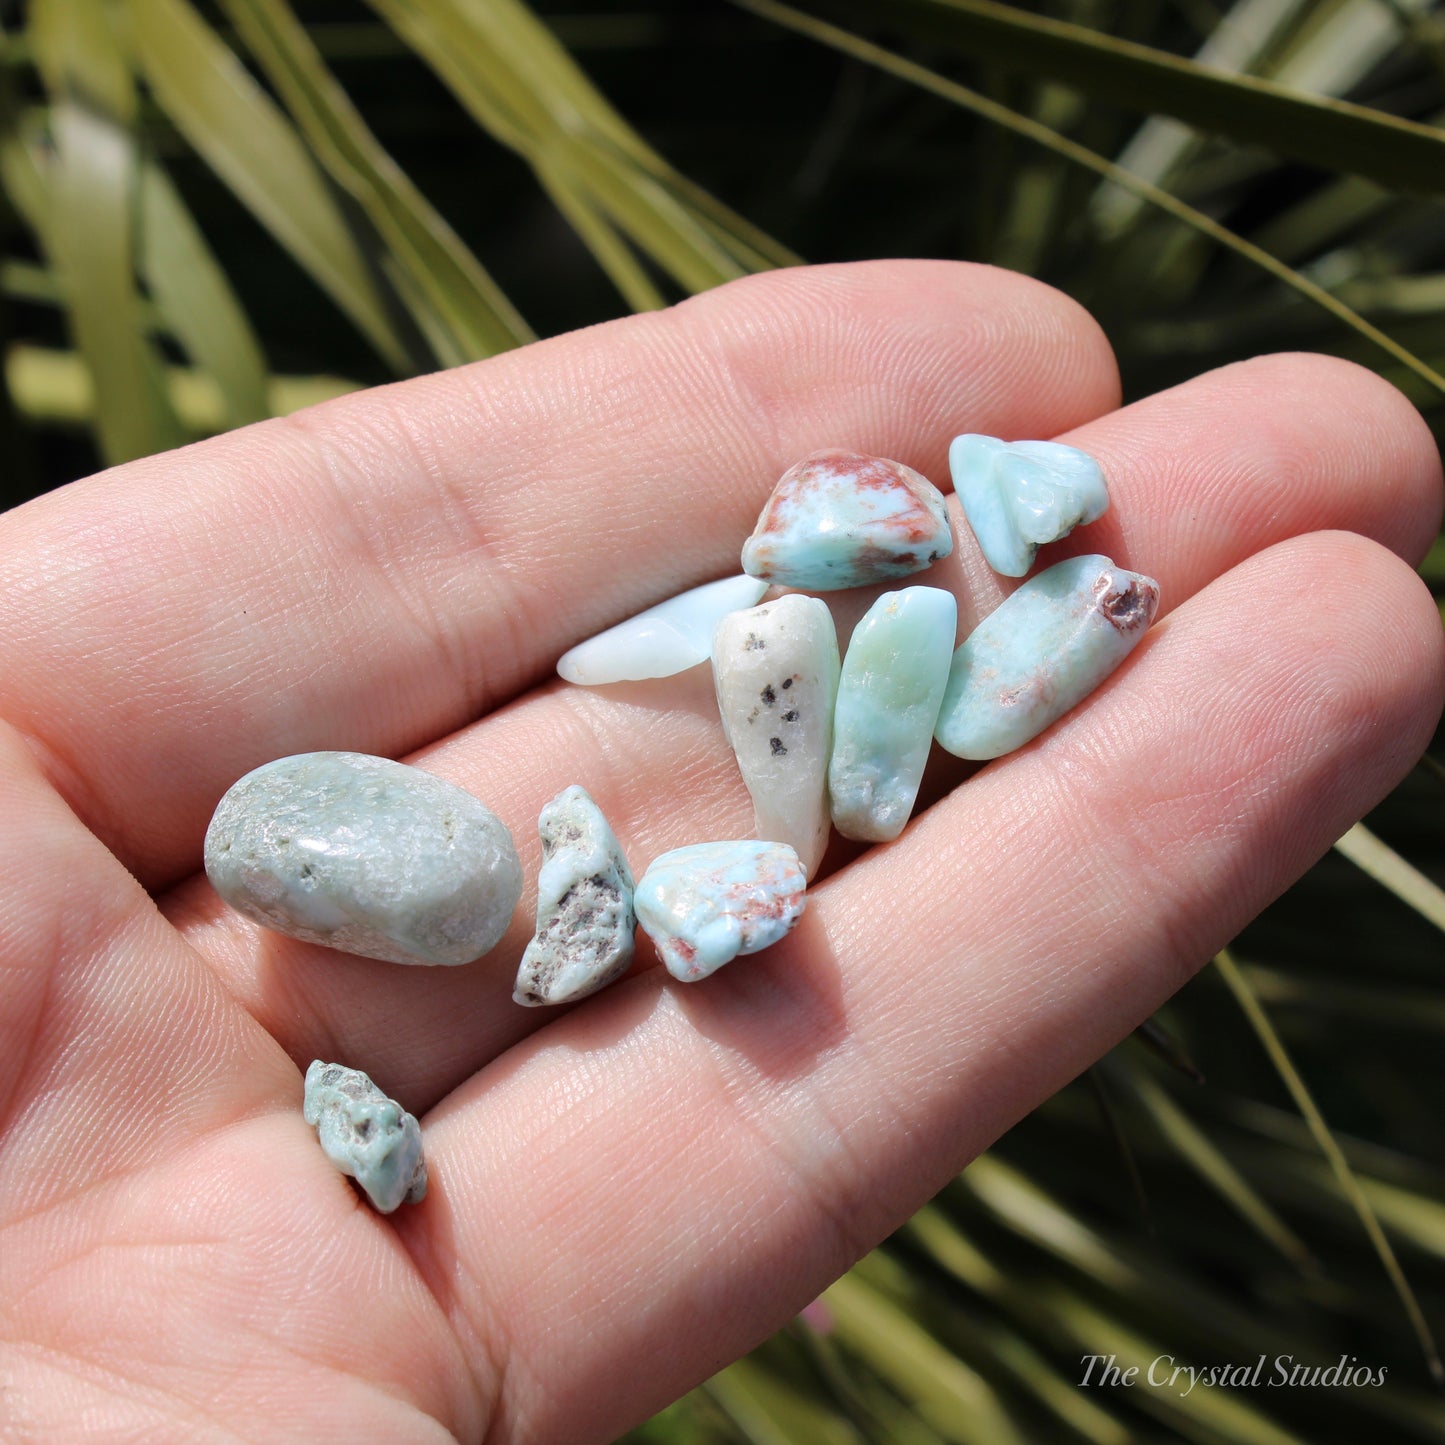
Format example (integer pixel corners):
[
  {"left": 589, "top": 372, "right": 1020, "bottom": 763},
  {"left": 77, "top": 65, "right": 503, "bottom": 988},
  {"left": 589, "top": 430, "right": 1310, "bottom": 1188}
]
[
  {"left": 668, "top": 259, "right": 1122, "bottom": 478},
  {"left": 1216, "top": 353, "right": 1443, "bottom": 565}
]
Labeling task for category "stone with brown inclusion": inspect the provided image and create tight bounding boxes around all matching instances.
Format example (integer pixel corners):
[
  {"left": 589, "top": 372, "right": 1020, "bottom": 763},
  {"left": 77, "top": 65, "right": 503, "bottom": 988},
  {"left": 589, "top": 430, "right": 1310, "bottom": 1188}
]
[
  {"left": 740, "top": 450, "right": 953, "bottom": 590},
  {"left": 934, "top": 554, "right": 1159, "bottom": 760}
]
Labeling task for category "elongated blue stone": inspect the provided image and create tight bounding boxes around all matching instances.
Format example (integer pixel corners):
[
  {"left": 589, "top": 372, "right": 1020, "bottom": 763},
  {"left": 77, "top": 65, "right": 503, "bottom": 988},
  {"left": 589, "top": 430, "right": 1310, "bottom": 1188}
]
[
  {"left": 829, "top": 586, "right": 957, "bottom": 842},
  {"left": 713, "top": 595, "right": 839, "bottom": 878},
  {"left": 557, "top": 574, "right": 769, "bottom": 685},
  {"left": 741, "top": 450, "right": 952, "bottom": 590},
  {"left": 513, "top": 785, "right": 635, "bottom": 1006},
  {"left": 950, "top": 434, "right": 1109, "bottom": 577},
  {"left": 303, "top": 1060, "right": 427, "bottom": 1213},
  {"left": 205, "top": 752, "right": 521, "bottom": 966},
  {"left": 634, "top": 840, "right": 806, "bottom": 981},
  {"left": 934, "top": 555, "right": 1159, "bottom": 760}
]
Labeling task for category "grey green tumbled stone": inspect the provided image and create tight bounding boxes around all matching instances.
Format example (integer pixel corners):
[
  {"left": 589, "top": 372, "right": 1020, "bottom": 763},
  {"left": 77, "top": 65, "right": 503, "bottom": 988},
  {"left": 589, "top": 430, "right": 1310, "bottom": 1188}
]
[
  {"left": 829, "top": 586, "right": 957, "bottom": 842},
  {"left": 513, "top": 785, "right": 636, "bottom": 1006},
  {"left": 205, "top": 751, "right": 522, "bottom": 966},
  {"left": 934, "top": 554, "right": 1159, "bottom": 760},
  {"left": 303, "top": 1060, "right": 427, "bottom": 1214}
]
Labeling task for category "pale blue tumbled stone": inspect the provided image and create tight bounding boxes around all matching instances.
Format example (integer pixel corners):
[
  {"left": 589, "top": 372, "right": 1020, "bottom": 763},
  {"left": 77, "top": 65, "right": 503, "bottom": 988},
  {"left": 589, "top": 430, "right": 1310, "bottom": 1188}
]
[
  {"left": 205, "top": 752, "right": 522, "bottom": 966},
  {"left": 513, "top": 785, "right": 636, "bottom": 1006},
  {"left": 303, "top": 1060, "right": 427, "bottom": 1213},
  {"left": 557, "top": 574, "right": 769, "bottom": 685},
  {"left": 934, "top": 554, "right": 1159, "bottom": 760},
  {"left": 634, "top": 840, "right": 806, "bottom": 981},
  {"left": 949, "top": 433, "right": 1109, "bottom": 578},
  {"left": 741, "top": 450, "right": 953, "bottom": 590},
  {"left": 829, "top": 586, "right": 957, "bottom": 842}
]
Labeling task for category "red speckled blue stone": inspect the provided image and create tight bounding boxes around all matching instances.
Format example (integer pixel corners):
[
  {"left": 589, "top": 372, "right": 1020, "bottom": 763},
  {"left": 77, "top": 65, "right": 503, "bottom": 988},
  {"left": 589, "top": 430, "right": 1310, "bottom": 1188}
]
[{"left": 741, "top": 450, "right": 952, "bottom": 590}]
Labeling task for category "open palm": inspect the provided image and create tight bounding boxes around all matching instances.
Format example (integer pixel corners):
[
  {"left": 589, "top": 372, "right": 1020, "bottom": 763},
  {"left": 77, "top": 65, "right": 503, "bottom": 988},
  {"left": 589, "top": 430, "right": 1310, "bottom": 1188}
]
[{"left": 1, "top": 261, "right": 1441, "bottom": 1444}]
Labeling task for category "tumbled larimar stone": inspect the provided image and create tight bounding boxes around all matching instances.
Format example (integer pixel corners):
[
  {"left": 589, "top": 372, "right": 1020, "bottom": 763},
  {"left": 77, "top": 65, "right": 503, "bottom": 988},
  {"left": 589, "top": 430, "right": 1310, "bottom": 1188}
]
[
  {"left": 713, "top": 594, "right": 839, "bottom": 878},
  {"left": 829, "top": 586, "right": 957, "bottom": 842},
  {"left": 557, "top": 574, "right": 769, "bottom": 684},
  {"left": 303, "top": 1060, "right": 427, "bottom": 1213},
  {"left": 934, "top": 554, "right": 1159, "bottom": 760},
  {"left": 740, "top": 450, "right": 953, "bottom": 590},
  {"left": 205, "top": 751, "right": 522, "bottom": 966},
  {"left": 634, "top": 840, "right": 806, "bottom": 981},
  {"left": 514, "top": 785, "right": 636, "bottom": 1006},
  {"left": 949, "top": 434, "right": 1109, "bottom": 577}
]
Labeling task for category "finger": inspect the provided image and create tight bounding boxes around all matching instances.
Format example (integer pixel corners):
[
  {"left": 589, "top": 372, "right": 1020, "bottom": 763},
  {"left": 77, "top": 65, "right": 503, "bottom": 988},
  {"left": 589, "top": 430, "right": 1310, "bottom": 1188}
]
[
  {"left": 0, "top": 260, "right": 1118, "bottom": 887},
  {"left": 398, "top": 532, "right": 1445, "bottom": 1445},
  {"left": 166, "top": 354, "right": 1445, "bottom": 1109},
  {"left": 0, "top": 735, "right": 485, "bottom": 1436},
  {"left": 1042, "top": 350, "right": 1443, "bottom": 585}
]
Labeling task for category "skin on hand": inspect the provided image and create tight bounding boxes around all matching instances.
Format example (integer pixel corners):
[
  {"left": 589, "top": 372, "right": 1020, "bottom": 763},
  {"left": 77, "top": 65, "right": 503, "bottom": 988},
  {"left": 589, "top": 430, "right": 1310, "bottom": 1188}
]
[{"left": 0, "top": 260, "right": 1440, "bottom": 1444}]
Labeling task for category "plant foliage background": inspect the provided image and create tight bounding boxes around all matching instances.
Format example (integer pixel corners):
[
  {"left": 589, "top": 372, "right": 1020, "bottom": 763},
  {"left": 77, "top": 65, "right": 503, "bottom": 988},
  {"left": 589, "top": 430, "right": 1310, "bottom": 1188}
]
[{"left": 4, "top": 0, "right": 1445, "bottom": 1440}]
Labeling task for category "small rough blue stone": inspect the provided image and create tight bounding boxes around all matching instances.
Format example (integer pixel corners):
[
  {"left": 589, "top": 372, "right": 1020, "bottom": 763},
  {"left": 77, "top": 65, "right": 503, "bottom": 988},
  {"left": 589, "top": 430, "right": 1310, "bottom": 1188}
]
[
  {"left": 634, "top": 840, "right": 806, "bottom": 981},
  {"left": 741, "top": 450, "right": 953, "bottom": 590},
  {"left": 205, "top": 751, "right": 522, "bottom": 966},
  {"left": 829, "top": 586, "right": 957, "bottom": 842},
  {"left": 303, "top": 1060, "right": 427, "bottom": 1213},
  {"left": 949, "top": 433, "right": 1109, "bottom": 577},
  {"left": 557, "top": 574, "right": 769, "bottom": 685},
  {"left": 514, "top": 785, "right": 636, "bottom": 1006},
  {"left": 934, "top": 555, "right": 1159, "bottom": 760}
]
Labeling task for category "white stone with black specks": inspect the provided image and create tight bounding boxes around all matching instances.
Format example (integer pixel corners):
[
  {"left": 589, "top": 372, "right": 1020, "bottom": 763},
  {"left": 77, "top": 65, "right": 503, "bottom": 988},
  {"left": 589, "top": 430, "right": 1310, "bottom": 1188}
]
[{"left": 712, "top": 595, "right": 839, "bottom": 878}]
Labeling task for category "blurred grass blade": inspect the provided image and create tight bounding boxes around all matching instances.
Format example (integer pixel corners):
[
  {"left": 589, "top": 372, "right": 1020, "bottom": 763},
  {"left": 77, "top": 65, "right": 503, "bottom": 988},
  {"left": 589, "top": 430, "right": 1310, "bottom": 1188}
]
[
  {"left": 1092, "top": 0, "right": 1310, "bottom": 234},
  {"left": 0, "top": 75, "right": 50, "bottom": 244},
  {"left": 1333, "top": 822, "right": 1445, "bottom": 934},
  {"left": 888, "top": 1215, "right": 1133, "bottom": 1445},
  {"left": 824, "top": 1270, "right": 1027, "bottom": 1445},
  {"left": 1240, "top": 961, "right": 1445, "bottom": 1032},
  {"left": 1085, "top": 1065, "right": 1153, "bottom": 1228},
  {"left": 7, "top": 343, "right": 358, "bottom": 432},
  {"left": 799, "top": 0, "right": 1445, "bottom": 194},
  {"left": 535, "top": 157, "right": 668, "bottom": 311},
  {"left": 126, "top": 0, "right": 411, "bottom": 371},
  {"left": 424, "top": 0, "right": 801, "bottom": 269},
  {"left": 1122, "top": 1064, "right": 1318, "bottom": 1271},
  {"left": 704, "top": 1356, "right": 864, "bottom": 1445},
  {"left": 360, "top": 0, "right": 793, "bottom": 305},
  {"left": 735, "top": 0, "right": 1445, "bottom": 399},
  {"left": 218, "top": 0, "right": 533, "bottom": 365},
  {"left": 907, "top": 1196, "right": 1309, "bottom": 1445},
  {"left": 139, "top": 162, "right": 270, "bottom": 429},
  {"left": 30, "top": 0, "right": 183, "bottom": 464},
  {"left": 1214, "top": 947, "right": 1443, "bottom": 1384},
  {"left": 30, "top": 0, "right": 133, "bottom": 121},
  {"left": 1132, "top": 1015, "right": 1205, "bottom": 1082}
]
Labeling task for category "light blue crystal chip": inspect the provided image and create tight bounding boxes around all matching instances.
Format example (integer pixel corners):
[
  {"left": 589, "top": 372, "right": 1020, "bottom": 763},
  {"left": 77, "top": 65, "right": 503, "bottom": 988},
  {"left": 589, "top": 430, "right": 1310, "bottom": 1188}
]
[
  {"left": 205, "top": 752, "right": 522, "bottom": 966},
  {"left": 303, "top": 1060, "right": 427, "bottom": 1214},
  {"left": 514, "top": 785, "right": 636, "bottom": 1006},
  {"left": 741, "top": 450, "right": 953, "bottom": 590},
  {"left": 949, "top": 433, "right": 1109, "bottom": 577},
  {"left": 634, "top": 840, "right": 806, "bottom": 982},
  {"left": 828, "top": 586, "right": 957, "bottom": 842},
  {"left": 557, "top": 574, "right": 769, "bottom": 685},
  {"left": 934, "top": 555, "right": 1159, "bottom": 760}
]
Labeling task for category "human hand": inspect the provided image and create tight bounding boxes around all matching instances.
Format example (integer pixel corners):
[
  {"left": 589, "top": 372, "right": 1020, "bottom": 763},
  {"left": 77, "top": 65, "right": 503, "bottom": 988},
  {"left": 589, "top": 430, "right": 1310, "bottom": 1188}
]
[{"left": 0, "top": 260, "right": 1440, "bottom": 1443}]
